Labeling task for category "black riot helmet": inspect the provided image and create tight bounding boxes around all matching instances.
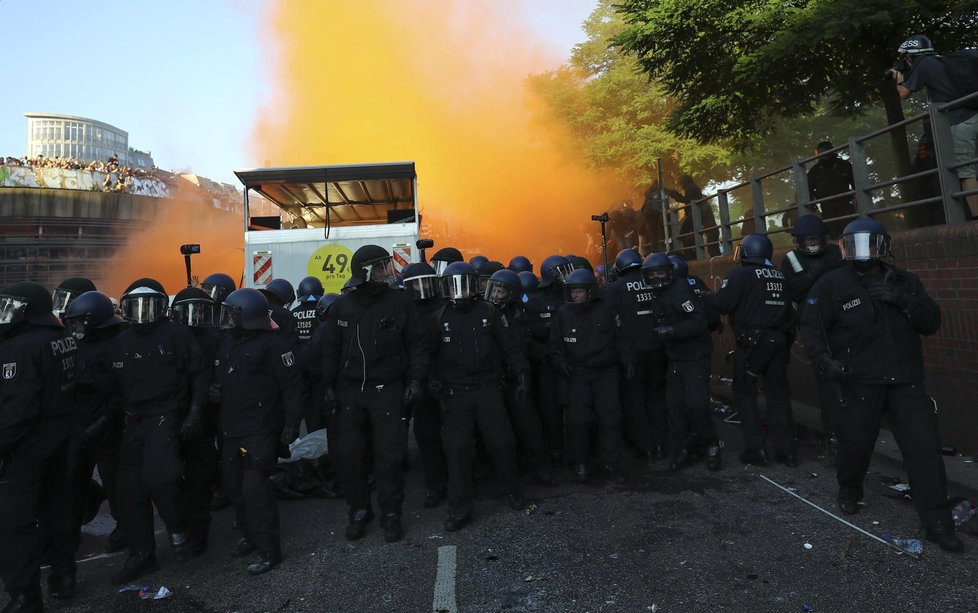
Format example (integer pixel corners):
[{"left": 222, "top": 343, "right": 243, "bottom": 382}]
[
  {"left": 0, "top": 281, "right": 62, "bottom": 331},
  {"left": 667, "top": 253, "right": 689, "bottom": 278},
  {"left": 430, "top": 247, "right": 463, "bottom": 276},
  {"left": 540, "top": 255, "right": 575, "bottom": 288},
  {"left": 642, "top": 253, "right": 674, "bottom": 291},
  {"left": 260, "top": 278, "right": 295, "bottom": 307},
  {"left": 297, "top": 276, "right": 324, "bottom": 302},
  {"left": 401, "top": 262, "right": 440, "bottom": 301},
  {"left": 316, "top": 293, "right": 340, "bottom": 321},
  {"left": 441, "top": 262, "right": 479, "bottom": 306},
  {"left": 897, "top": 34, "right": 934, "bottom": 56},
  {"left": 469, "top": 255, "right": 489, "bottom": 271},
  {"left": 477, "top": 260, "right": 504, "bottom": 294},
  {"left": 484, "top": 269, "right": 521, "bottom": 306},
  {"left": 736, "top": 234, "right": 774, "bottom": 266},
  {"left": 614, "top": 248, "right": 643, "bottom": 275},
  {"left": 200, "top": 272, "right": 236, "bottom": 304},
  {"left": 350, "top": 244, "right": 396, "bottom": 288},
  {"left": 341, "top": 277, "right": 358, "bottom": 294},
  {"left": 171, "top": 286, "right": 218, "bottom": 328},
  {"left": 790, "top": 214, "right": 830, "bottom": 255},
  {"left": 64, "top": 290, "right": 124, "bottom": 340},
  {"left": 508, "top": 256, "right": 533, "bottom": 274},
  {"left": 220, "top": 288, "right": 276, "bottom": 331},
  {"left": 120, "top": 280, "right": 169, "bottom": 325},
  {"left": 518, "top": 271, "right": 539, "bottom": 295},
  {"left": 52, "top": 277, "right": 97, "bottom": 318},
  {"left": 840, "top": 218, "right": 891, "bottom": 261},
  {"left": 563, "top": 269, "right": 598, "bottom": 304}
]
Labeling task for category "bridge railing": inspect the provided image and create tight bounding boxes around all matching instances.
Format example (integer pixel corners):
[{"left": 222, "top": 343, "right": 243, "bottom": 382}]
[{"left": 677, "top": 93, "right": 977, "bottom": 259}]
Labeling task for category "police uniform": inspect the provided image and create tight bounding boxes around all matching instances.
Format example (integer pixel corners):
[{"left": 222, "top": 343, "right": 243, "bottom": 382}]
[
  {"left": 524, "top": 285, "right": 566, "bottom": 463},
  {"left": 411, "top": 295, "right": 449, "bottom": 505},
  {"left": 291, "top": 298, "right": 325, "bottom": 431},
  {"left": 214, "top": 330, "right": 304, "bottom": 560},
  {"left": 431, "top": 300, "right": 528, "bottom": 522},
  {"left": 711, "top": 263, "right": 795, "bottom": 460},
  {"left": 799, "top": 262, "right": 954, "bottom": 531},
  {"left": 0, "top": 322, "right": 77, "bottom": 607}
]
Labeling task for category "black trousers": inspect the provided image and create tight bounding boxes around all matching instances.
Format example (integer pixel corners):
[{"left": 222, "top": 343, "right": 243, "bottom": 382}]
[
  {"left": 732, "top": 335, "right": 794, "bottom": 454},
  {"left": 305, "top": 374, "right": 328, "bottom": 433},
  {"left": 67, "top": 416, "right": 123, "bottom": 552},
  {"left": 0, "top": 423, "right": 74, "bottom": 596},
  {"left": 441, "top": 384, "right": 519, "bottom": 519},
  {"left": 183, "top": 430, "right": 219, "bottom": 541},
  {"left": 503, "top": 377, "right": 548, "bottom": 473},
  {"left": 837, "top": 382, "right": 952, "bottom": 529},
  {"left": 812, "top": 365, "right": 843, "bottom": 436},
  {"left": 412, "top": 390, "right": 447, "bottom": 494},
  {"left": 223, "top": 434, "right": 281, "bottom": 556},
  {"left": 116, "top": 412, "right": 187, "bottom": 554},
  {"left": 335, "top": 381, "right": 406, "bottom": 517},
  {"left": 537, "top": 362, "right": 566, "bottom": 458},
  {"left": 565, "top": 370, "right": 621, "bottom": 466},
  {"left": 666, "top": 356, "right": 716, "bottom": 448},
  {"left": 622, "top": 348, "right": 669, "bottom": 452}
]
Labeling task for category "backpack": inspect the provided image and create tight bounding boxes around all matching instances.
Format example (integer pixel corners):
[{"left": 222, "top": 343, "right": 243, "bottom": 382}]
[{"left": 943, "top": 49, "right": 978, "bottom": 109}]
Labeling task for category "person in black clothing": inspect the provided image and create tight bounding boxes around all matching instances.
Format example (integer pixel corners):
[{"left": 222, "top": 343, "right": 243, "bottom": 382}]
[
  {"left": 212, "top": 288, "right": 305, "bottom": 575},
  {"left": 107, "top": 278, "right": 209, "bottom": 585},
  {"left": 170, "top": 286, "right": 222, "bottom": 557},
  {"left": 63, "top": 291, "right": 127, "bottom": 576},
  {"left": 710, "top": 235, "right": 796, "bottom": 467},
  {"left": 320, "top": 245, "right": 428, "bottom": 543},
  {"left": 666, "top": 174, "right": 720, "bottom": 259},
  {"left": 604, "top": 248, "right": 669, "bottom": 461},
  {"left": 0, "top": 282, "right": 77, "bottom": 610},
  {"left": 550, "top": 268, "right": 632, "bottom": 483},
  {"left": 779, "top": 215, "right": 844, "bottom": 459},
  {"left": 430, "top": 247, "right": 463, "bottom": 277},
  {"left": 260, "top": 278, "right": 298, "bottom": 345},
  {"left": 806, "top": 142, "right": 855, "bottom": 236},
  {"left": 401, "top": 262, "right": 449, "bottom": 508},
  {"left": 642, "top": 254, "right": 721, "bottom": 471},
  {"left": 51, "top": 276, "right": 97, "bottom": 320},
  {"left": 292, "top": 276, "right": 325, "bottom": 432},
  {"left": 431, "top": 262, "right": 529, "bottom": 531},
  {"left": 484, "top": 268, "right": 557, "bottom": 486},
  {"left": 799, "top": 218, "right": 963, "bottom": 553}
]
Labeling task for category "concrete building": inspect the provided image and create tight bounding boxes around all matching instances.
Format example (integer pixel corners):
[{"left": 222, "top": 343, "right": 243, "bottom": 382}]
[{"left": 24, "top": 112, "right": 155, "bottom": 168}]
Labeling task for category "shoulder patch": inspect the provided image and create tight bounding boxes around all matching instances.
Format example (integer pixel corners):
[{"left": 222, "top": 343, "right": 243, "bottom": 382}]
[
  {"left": 806, "top": 297, "right": 818, "bottom": 305},
  {"left": 281, "top": 351, "right": 295, "bottom": 367},
  {"left": 721, "top": 279, "right": 729, "bottom": 289},
  {"left": 2, "top": 362, "right": 16, "bottom": 380},
  {"left": 681, "top": 300, "right": 695, "bottom": 313}
]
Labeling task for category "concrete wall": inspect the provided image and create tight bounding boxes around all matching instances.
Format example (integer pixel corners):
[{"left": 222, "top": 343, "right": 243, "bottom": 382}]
[
  {"left": 689, "top": 221, "right": 978, "bottom": 453},
  {"left": 0, "top": 187, "right": 160, "bottom": 220}
]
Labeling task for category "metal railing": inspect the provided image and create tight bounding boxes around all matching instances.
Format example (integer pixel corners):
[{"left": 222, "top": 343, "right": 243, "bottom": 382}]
[{"left": 666, "top": 91, "right": 978, "bottom": 260}]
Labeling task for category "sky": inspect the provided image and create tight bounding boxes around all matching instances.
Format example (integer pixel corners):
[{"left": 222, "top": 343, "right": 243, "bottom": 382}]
[{"left": 0, "top": 0, "right": 598, "bottom": 186}]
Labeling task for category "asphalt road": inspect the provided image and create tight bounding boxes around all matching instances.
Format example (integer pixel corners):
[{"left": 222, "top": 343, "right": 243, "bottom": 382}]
[{"left": 14, "top": 417, "right": 978, "bottom": 613}]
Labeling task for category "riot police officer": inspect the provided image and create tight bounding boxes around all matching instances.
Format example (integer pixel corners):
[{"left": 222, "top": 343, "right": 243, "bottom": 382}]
[
  {"left": 518, "top": 271, "right": 539, "bottom": 303},
  {"left": 780, "top": 215, "right": 844, "bottom": 458},
  {"left": 432, "top": 263, "right": 529, "bottom": 531},
  {"left": 51, "top": 277, "right": 98, "bottom": 320},
  {"left": 63, "top": 291, "right": 127, "bottom": 569},
  {"left": 108, "top": 278, "right": 209, "bottom": 585},
  {"left": 401, "top": 262, "right": 449, "bottom": 508},
  {"left": 292, "top": 276, "right": 325, "bottom": 431},
  {"left": 508, "top": 255, "right": 533, "bottom": 274},
  {"left": 212, "top": 288, "right": 305, "bottom": 574},
  {"left": 550, "top": 269, "right": 631, "bottom": 482},
  {"left": 605, "top": 248, "right": 669, "bottom": 461},
  {"left": 260, "top": 278, "right": 298, "bottom": 344},
  {"left": 710, "top": 235, "right": 795, "bottom": 467},
  {"left": 320, "top": 245, "right": 428, "bottom": 543},
  {"left": 430, "top": 247, "right": 463, "bottom": 277},
  {"left": 667, "top": 253, "right": 721, "bottom": 331},
  {"left": 0, "top": 282, "right": 77, "bottom": 610},
  {"left": 200, "top": 272, "right": 237, "bottom": 304},
  {"left": 800, "top": 218, "right": 962, "bottom": 552},
  {"left": 642, "top": 254, "right": 720, "bottom": 471},
  {"left": 292, "top": 276, "right": 324, "bottom": 344}
]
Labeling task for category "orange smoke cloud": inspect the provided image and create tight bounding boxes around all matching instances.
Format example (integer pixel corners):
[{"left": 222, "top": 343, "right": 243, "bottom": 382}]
[
  {"left": 100, "top": 184, "right": 244, "bottom": 299},
  {"left": 253, "top": 0, "right": 628, "bottom": 267}
]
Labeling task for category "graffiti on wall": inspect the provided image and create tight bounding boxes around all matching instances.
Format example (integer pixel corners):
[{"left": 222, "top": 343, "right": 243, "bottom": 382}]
[{"left": 0, "top": 164, "right": 169, "bottom": 197}]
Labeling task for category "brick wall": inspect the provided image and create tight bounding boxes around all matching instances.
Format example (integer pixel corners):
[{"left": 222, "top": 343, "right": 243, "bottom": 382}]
[{"left": 688, "top": 220, "right": 978, "bottom": 452}]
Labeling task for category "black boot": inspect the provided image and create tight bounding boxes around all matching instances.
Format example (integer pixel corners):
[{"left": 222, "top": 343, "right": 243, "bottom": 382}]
[
  {"left": 423, "top": 487, "right": 446, "bottom": 509},
  {"left": 246, "top": 551, "right": 282, "bottom": 576},
  {"left": 444, "top": 514, "right": 472, "bottom": 532},
  {"left": 104, "top": 524, "right": 128, "bottom": 554},
  {"left": 705, "top": 440, "right": 722, "bottom": 472},
  {"left": 111, "top": 551, "right": 158, "bottom": 586},
  {"left": 210, "top": 489, "right": 231, "bottom": 511},
  {"left": 170, "top": 531, "right": 193, "bottom": 563},
  {"left": 2, "top": 582, "right": 44, "bottom": 613},
  {"left": 837, "top": 497, "right": 860, "bottom": 516},
  {"left": 47, "top": 559, "right": 76, "bottom": 600},
  {"left": 601, "top": 464, "right": 625, "bottom": 483},
  {"left": 232, "top": 537, "right": 257, "bottom": 558},
  {"left": 669, "top": 448, "right": 692, "bottom": 472},
  {"left": 573, "top": 463, "right": 589, "bottom": 483},
  {"left": 926, "top": 525, "right": 964, "bottom": 553},
  {"left": 345, "top": 508, "right": 374, "bottom": 541},
  {"left": 381, "top": 513, "right": 403, "bottom": 543}
]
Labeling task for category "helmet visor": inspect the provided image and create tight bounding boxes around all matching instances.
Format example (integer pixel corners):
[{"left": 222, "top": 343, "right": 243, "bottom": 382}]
[
  {"left": 363, "top": 257, "right": 396, "bottom": 285},
  {"left": 554, "top": 262, "right": 578, "bottom": 282},
  {"left": 442, "top": 274, "right": 478, "bottom": 300},
  {"left": 432, "top": 260, "right": 450, "bottom": 276},
  {"left": 200, "top": 282, "right": 227, "bottom": 302},
  {"left": 0, "top": 295, "right": 28, "bottom": 325},
  {"left": 484, "top": 279, "right": 517, "bottom": 305},
  {"left": 642, "top": 267, "right": 672, "bottom": 290},
  {"left": 171, "top": 300, "right": 217, "bottom": 328},
  {"left": 563, "top": 285, "right": 595, "bottom": 304},
  {"left": 64, "top": 316, "right": 90, "bottom": 340},
  {"left": 121, "top": 294, "right": 167, "bottom": 324},
  {"left": 51, "top": 288, "right": 75, "bottom": 317},
  {"left": 840, "top": 232, "right": 890, "bottom": 261},
  {"left": 405, "top": 276, "right": 439, "bottom": 300},
  {"left": 219, "top": 303, "right": 241, "bottom": 329}
]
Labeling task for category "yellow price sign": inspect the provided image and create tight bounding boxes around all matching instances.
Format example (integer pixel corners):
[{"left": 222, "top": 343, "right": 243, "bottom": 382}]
[{"left": 307, "top": 244, "right": 354, "bottom": 294}]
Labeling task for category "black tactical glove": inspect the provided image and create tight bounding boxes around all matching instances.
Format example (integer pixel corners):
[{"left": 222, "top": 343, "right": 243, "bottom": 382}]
[
  {"left": 323, "top": 386, "right": 338, "bottom": 410},
  {"left": 514, "top": 371, "right": 530, "bottom": 404},
  {"left": 866, "top": 279, "right": 914, "bottom": 310},
  {"left": 181, "top": 404, "right": 204, "bottom": 442},
  {"left": 402, "top": 379, "right": 423, "bottom": 405},
  {"left": 80, "top": 415, "right": 110, "bottom": 449},
  {"left": 624, "top": 362, "right": 638, "bottom": 380},
  {"left": 280, "top": 422, "right": 300, "bottom": 449},
  {"left": 816, "top": 354, "right": 849, "bottom": 382},
  {"left": 208, "top": 383, "right": 223, "bottom": 404},
  {"left": 653, "top": 325, "right": 675, "bottom": 339}
]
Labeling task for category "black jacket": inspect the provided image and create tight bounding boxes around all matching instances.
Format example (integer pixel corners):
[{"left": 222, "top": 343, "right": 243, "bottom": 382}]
[
  {"left": 73, "top": 325, "right": 124, "bottom": 424},
  {"left": 291, "top": 301, "right": 320, "bottom": 345},
  {"left": 107, "top": 319, "right": 208, "bottom": 416},
  {"left": 214, "top": 331, "right": 304, "bottom": 437},
  {"left": 605, "top": 269, "right": 663, "bottom": 354},
  {"left": 799, "top": 263, "right": 940, "bottom": 384},
  {"left": 525, "top": 286, "right": 563, "bottom": 363},
  {"left": 779, "top": 244, "right": 844, "bottom": 322},
  {"left": 430, "top": 300, "right": 528, "bottom": 388},
  {"left": 650, "top": 279, "right": 712, "bottom": 361},
  {"left": 710, "top": 264, "right": 792, "bottom": 334},
  {"left": 321, "top": 286, "right": 428, "bottom": 388},
  {"left": 0, "top": 324, "right": 77, "bottom": 445},
  {"left": 549, "top": 297, "right": 631, "bottom": 375}
]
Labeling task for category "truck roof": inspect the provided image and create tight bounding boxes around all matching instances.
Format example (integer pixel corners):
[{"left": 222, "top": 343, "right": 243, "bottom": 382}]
[{"left": 234, "top": 162, "right": 416, "bottom": 227}]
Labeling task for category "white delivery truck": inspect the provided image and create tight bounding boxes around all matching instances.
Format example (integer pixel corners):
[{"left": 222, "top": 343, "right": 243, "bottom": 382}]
[{"left": 234, "top": 162, "right": 421, "bottom": 293}]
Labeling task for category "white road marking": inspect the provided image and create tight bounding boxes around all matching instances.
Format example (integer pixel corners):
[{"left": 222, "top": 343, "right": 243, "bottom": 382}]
[{"left": 433, "top": 545, "right": 458, "bottom": 613}]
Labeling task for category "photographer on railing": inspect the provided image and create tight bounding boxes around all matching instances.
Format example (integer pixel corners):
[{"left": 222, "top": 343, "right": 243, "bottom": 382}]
[{"left": 892, "top": 34, "right": 978, "bottom": 220}]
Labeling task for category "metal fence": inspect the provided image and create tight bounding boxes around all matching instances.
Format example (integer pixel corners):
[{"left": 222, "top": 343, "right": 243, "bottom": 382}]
[{"left": 662, "top": 91, "right": 978, "bottom": 260}]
